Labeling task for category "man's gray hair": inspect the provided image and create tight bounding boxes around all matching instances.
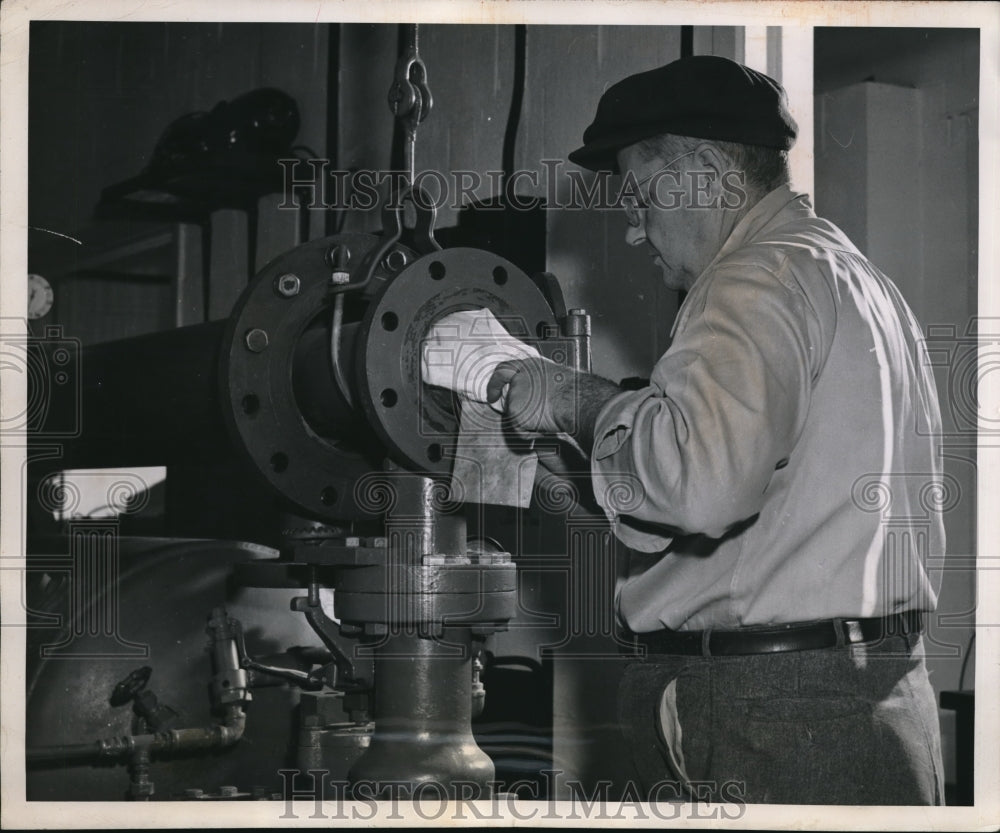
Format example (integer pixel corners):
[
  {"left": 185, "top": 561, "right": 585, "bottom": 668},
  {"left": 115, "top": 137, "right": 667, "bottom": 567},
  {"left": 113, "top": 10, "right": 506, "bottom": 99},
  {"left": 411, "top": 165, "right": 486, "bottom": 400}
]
[{"left": 637, "top": 133, "right": 790, "bottom": 198}]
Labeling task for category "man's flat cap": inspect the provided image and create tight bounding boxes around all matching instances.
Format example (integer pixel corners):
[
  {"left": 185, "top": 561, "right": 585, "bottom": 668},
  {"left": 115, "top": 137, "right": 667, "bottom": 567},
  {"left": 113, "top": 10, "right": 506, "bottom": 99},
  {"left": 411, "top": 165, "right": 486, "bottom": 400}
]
[{"left": 569, "top": 55, "right": 798, "bottom": 173}]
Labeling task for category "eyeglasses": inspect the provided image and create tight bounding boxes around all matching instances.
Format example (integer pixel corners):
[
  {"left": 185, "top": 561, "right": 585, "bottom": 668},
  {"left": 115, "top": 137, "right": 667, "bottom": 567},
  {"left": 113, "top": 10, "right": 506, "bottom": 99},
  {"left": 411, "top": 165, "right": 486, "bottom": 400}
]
[{"left": 621, "top": 150, "right": 695, "bottom": 228}]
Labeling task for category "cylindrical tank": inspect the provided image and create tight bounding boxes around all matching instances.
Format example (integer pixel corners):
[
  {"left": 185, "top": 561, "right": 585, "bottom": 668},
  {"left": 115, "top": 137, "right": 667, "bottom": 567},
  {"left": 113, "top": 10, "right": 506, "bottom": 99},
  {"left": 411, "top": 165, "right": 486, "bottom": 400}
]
[{"left": 25, "top": 536, "right": 323, "bottom": 800}]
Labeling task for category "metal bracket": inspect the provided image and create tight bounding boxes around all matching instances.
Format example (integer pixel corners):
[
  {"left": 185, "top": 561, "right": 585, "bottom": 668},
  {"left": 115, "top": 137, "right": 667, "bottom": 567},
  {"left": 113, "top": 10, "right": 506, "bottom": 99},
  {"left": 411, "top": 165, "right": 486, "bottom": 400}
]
[{"left": 291, "top": 585, "right": 369, "bottom": 688}]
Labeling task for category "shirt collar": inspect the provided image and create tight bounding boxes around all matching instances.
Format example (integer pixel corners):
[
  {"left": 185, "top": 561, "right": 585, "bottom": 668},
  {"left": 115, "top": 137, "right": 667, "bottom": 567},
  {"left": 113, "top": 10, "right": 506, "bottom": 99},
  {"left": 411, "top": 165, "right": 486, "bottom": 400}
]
[
  {"left": 704, "top": 183, "right": 815, "bottom": 271},
  {"left": 669, "top": 185, "right": 815, "bottom": 338}
]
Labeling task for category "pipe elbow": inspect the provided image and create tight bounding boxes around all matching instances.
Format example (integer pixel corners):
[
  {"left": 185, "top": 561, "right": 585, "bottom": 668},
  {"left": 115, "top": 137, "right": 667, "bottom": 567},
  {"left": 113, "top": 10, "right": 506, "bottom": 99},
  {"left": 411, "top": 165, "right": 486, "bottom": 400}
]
[{"left": 218, "top": 706, "right": 247, "bottom": 746}]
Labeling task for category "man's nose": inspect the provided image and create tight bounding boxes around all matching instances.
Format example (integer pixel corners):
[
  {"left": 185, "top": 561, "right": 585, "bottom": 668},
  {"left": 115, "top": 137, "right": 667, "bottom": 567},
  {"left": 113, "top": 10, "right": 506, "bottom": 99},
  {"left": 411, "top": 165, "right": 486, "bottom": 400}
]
[{"left": 624, "top": 222, "right": 645, "bottom": 247}]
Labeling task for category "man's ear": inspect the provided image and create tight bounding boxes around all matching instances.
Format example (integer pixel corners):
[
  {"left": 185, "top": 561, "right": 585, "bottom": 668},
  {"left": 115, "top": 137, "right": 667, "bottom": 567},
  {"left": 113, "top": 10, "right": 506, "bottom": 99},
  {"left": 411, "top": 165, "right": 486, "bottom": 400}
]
[
  {"left": 691, "top": 142, "right": 735, "bottom": 207},
  {"left": 693, "top": 142, "right": 729, "bottom": 182}
]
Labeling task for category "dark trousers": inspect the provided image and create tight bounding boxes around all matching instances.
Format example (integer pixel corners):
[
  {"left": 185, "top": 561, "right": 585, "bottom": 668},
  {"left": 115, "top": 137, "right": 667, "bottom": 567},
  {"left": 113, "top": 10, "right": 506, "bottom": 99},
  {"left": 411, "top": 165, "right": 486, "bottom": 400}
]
[{"left": 617, "top": 633, "right": 944, "bottom": 805}]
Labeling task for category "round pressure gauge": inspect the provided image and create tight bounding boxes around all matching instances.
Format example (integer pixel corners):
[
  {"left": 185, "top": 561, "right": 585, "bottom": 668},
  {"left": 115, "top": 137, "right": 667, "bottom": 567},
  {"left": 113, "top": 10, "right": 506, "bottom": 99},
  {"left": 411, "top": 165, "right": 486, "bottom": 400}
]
[{"left": 28, "top": 273, "right": 54, "bottom": 319}]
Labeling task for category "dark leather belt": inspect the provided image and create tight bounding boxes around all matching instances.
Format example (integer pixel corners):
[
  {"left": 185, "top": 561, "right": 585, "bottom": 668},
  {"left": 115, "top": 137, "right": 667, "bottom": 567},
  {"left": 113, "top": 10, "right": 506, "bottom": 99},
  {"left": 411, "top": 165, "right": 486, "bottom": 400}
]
[{"left": 632, "top": 611, "right": 923, "bottom": 657}]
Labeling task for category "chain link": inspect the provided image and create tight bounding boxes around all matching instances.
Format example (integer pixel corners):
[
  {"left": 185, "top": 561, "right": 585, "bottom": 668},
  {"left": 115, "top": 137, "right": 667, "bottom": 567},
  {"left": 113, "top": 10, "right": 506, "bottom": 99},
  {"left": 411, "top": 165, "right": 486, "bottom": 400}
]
[{"left": 387, "top": 24, "right": 433, "bottom": 185}]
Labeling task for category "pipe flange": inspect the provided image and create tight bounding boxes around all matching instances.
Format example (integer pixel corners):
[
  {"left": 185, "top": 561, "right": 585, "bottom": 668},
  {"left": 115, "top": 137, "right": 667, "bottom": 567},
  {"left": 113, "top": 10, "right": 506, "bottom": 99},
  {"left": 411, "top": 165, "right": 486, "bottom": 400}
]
[
  {"left": 354, "top": 247, "right": 558, "bottom": 474},
  {"left": 220, "top": 232, "right": 416, "bottom": 521},
  {"left": 334, "top": 560, "right": 517, "bottom": 626}
]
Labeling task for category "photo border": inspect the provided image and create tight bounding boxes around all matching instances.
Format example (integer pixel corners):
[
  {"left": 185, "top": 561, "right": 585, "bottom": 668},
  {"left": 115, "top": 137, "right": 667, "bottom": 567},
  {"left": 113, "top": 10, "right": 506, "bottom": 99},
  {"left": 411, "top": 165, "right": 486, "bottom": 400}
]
[{"left": 2, "top": 1, "right": 997, "bottom": 829}]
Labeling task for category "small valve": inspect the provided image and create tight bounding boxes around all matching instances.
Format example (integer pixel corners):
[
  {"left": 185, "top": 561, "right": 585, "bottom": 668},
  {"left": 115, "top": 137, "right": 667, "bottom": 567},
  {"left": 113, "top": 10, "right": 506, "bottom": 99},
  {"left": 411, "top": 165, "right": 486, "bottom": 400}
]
[
  {"left": 109, "top": 665, "right": 181, "bottom": 732},
  {"left": 110, "top": 666, "right": 152, "bottom": 707},
  {"left": 206, "top": 608, "right": 252, "bottom": 708},
  {"left": 327, "top": 244, "right": 351, "bottom": 286},
  {"left": 471, "top": 654, "right": 486, "bottom": 719}
]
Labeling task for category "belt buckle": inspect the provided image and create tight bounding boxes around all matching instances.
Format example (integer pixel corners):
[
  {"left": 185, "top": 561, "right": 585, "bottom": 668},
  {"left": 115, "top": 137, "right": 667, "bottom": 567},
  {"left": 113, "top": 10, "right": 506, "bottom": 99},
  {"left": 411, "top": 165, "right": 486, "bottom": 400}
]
[{"left": 844, "top": 619, "right": 864, "bottom": 644}]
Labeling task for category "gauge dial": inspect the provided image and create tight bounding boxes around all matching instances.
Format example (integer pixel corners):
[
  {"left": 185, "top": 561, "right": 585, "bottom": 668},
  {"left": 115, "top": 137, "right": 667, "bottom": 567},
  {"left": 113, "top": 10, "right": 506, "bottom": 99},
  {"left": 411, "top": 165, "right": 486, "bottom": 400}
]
[{"left": 28, "top": 273, "right": 54, "bottom": 319}]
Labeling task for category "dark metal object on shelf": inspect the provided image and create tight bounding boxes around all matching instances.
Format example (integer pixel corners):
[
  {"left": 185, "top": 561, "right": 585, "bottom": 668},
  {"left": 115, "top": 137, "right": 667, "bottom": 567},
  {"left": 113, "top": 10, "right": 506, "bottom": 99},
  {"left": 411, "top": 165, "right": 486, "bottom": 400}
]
[
  {"left": 148, "top": 89, "right": 300, "bottom": 180},
  {"left": 98, "top": 88, "right": 301, "bottom": 222}
]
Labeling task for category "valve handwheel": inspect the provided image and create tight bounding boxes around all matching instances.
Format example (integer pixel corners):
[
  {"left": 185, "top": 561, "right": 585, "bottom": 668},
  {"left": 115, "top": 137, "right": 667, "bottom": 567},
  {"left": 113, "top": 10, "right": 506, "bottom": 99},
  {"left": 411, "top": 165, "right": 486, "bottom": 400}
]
[{"left": 109, "top": 666, "right": 153, "bottom": 707}]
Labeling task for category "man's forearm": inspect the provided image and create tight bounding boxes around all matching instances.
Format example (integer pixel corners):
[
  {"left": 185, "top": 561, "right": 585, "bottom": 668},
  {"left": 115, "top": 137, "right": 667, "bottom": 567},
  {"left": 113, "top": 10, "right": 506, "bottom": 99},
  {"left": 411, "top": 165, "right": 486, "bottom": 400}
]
[{"left": 554, "top": 370, "right": 623, "bottom": 453}]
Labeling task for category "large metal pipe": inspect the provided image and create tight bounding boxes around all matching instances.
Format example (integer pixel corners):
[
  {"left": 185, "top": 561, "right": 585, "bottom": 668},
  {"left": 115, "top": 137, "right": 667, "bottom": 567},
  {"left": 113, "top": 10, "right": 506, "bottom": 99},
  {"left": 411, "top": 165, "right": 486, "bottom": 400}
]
[
  {"left": 347, "top": 629, "right": 494, "bottom": 798},
  {"left": 29, "top": 317, "right": 356, "bottom": 470},
  {"left": 339, "top": 473, "right": 500, "bottom": 797},
  {"left": 31, "top": 321, "right": 230, "bottom": 468},
  {"left": 26, "top": 703, "right": 247, "bottom": 764}
]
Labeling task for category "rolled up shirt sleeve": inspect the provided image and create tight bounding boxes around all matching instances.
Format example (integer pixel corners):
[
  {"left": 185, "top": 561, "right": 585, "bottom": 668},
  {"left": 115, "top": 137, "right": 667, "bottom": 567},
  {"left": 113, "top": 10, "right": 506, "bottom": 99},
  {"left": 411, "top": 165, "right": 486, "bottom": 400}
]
[{"left": 591, "top": 262, "right": 821, "bottom": 549}]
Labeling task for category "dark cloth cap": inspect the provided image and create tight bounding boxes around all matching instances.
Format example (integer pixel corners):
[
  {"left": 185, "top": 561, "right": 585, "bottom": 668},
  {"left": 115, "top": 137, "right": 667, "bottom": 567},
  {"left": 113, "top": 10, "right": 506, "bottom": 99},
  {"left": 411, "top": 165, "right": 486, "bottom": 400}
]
[{"left": 569, "top": 55, "right": 798, "bottom": 173}]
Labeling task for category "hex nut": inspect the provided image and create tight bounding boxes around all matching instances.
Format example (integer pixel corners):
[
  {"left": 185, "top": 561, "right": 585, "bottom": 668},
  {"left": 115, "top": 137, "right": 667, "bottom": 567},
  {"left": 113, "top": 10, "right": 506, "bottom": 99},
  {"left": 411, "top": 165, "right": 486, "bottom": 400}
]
[
  {"left": 276, "top": 273, "right": 301, "bottom": 297},
  {"left": 245, "top": 328, "right": 269, "bottom": 353},
  {"left": 382, "top": 250, "right": 408, "bottom": 272}
]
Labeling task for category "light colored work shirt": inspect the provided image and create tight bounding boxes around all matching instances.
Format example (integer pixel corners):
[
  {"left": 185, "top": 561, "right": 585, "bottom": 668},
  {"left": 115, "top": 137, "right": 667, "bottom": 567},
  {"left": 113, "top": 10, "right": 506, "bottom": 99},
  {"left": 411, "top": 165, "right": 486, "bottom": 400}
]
[{"left": 590, "top": 185, "right": 944, "bottom": 632}]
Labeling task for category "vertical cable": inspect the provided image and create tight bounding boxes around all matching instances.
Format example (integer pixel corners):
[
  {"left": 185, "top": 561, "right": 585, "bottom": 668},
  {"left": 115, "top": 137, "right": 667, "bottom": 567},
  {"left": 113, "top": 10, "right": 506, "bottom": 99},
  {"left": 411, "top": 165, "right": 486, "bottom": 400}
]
[
  {"left": 501, "top": 24, "right": 527, "bottom": 200},
  {"left": 325, "top": 22, "right": 341, "bottom": 238}
]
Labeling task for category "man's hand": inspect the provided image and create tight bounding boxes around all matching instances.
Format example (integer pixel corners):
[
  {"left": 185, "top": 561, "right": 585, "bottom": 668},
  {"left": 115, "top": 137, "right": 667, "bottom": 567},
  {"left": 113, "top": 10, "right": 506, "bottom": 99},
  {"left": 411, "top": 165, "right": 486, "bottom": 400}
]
[
  {"left": 486, "top": 356, "right": 572, "bottom": 436},
  {"left": 486, "top": 357, "right": 623, "bottom": 451}
]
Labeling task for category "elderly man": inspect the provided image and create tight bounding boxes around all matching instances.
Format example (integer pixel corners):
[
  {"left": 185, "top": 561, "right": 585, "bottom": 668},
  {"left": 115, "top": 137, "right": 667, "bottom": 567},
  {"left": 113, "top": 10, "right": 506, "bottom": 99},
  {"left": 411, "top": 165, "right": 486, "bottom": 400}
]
[{"left": 488, "top": 56, "right": 945, "bottom": 805}]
